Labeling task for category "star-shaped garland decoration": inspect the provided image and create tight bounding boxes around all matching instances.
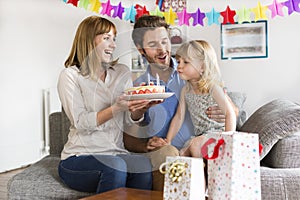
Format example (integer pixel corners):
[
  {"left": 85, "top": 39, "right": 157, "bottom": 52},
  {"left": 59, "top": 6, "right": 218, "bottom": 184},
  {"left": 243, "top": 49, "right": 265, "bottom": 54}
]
[
  {"left": 89, "top": 0, "right": 101, "bottom": 13},
  {"left": 236, "top": 6, "right": 251, "bottom": 24},
  {"left": 101, "top": 0, "right": 113, "bottom": 16},
  {"left": 135, "top": 4, "right": 150, "bottom": 20},
  {"left": 177, "top": 8, "right": 191, "bottom": 26},
  {"left": 206, "top": 8, "right": 220, "bottom": 26},
  {"left": 268, "top": 0, "right": 285, "bottom": 18},
  {"left": 67, "top": 0, "right": 78, "bottom": 7},
  {"left": 163, "top": 7, "right": 177, "bottom": 25},
  {"left": 78, "top": 0, "right": 89, "bottom": 9},
  {"left": 251, "top": 1, "right": 268, "bottom": 21},
  {"left": 124, "top": 5, "right": 137, "bottom": 23},
  {"left": 150, "top": 5, "right": 164, "bottom": 17},
  {"left": 220, "top": 5, "right": 236, "bottom": 24},
  {"left": 190, "top": 8, "right": 206, "bottom": 26},
  {"left": 111, "top": 2, "right": 124, "bottom": 19},
  {"left": 283, "top": 0, "right": 300, "bottom": 15}
]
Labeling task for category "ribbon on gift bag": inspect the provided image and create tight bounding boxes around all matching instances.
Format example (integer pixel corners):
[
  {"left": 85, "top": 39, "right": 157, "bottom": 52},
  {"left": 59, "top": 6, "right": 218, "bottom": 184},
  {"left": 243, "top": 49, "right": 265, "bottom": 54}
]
[
  {"left": 159, "top": 159, "right": 187, "bottom": 183},
  {"left": 201, "top": 137, "right": 225, "bottom": 159}
]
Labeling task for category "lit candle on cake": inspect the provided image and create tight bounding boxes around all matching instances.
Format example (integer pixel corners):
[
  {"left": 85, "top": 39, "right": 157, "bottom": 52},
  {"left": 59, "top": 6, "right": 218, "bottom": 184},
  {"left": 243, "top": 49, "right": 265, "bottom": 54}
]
[
  {"left": 148, "top": 73, "right": 151, "bottom": 85},
  {"left": 156, "top": 73, "right": 160, "bottom": 86}
]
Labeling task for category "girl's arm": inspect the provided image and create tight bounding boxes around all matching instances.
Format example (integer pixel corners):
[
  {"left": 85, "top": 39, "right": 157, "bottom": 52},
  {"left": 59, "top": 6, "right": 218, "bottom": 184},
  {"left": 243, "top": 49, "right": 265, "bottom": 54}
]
[
  {"left": 166, "top": 86, "right": 187, "bottom": 144},
  {"left": 211, "top": 85, "right": 236, "bottom": 131}
]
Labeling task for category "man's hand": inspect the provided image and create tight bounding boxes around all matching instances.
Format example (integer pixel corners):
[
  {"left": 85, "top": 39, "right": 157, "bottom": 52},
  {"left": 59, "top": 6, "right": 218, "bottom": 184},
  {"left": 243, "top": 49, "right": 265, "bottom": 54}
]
[
  {"left": 146, "top": 136, "right": 168, "bottom": 150},
  {"left": 206, "top": 105, "right": 226, "bottom": 123}
]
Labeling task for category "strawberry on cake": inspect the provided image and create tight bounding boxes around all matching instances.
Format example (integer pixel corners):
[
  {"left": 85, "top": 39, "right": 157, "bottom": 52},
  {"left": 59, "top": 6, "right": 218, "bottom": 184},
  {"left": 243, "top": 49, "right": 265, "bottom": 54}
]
[{"left": 125, "top": 82, "right": 165, "bottom": 95}]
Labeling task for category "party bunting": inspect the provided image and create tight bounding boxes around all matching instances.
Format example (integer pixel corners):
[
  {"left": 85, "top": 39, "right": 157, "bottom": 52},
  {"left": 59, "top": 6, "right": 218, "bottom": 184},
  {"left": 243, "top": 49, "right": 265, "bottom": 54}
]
[
  {"left": 268, "top": 0, "right": 285, "bottom": 18},
  {"left": 67, "top": 0, "right": 79, "bottom": 7},
  {"left": 177, "top": 8, "right": 191, "bottom": 26},
  {"left": 111, "top": 2, "right": 124, "bottom": 19},
  {"left": 206, "top": 8, "right": 220, "bottom": 25},
  {"left": 284, "top": 0, "right": 300, "bottom": 15},
  {"left": 236, "top": 6, "right": 252, "bottom": 23},
  {"left": 89, "top": 0, "right": 101, "bottom": 13},
  {"left": 220, "top": 5, "right": 236, "bottom": 24},
  {"left": 190, "top": 8, "right": 206, "bottom": 26},
  {"left": 124, "top": 5, "right": 137, "bottom": 22},
  {"left": 150, "top": 6, "right": 164, "bottom": 17},
  {"left": 78, "top": 0, "right": 89, "bottom": 9},
  {"left": 63, "top": 0, "right": 300, "bottom": 27},
  {"left": 163, "top": 7, "right": 177, "bottom": 25},
  {"left": 100, "top": 0, "right": 113, "bottom": 16},
  {"left": 251, "top": 1, "right": 268, "bottom": 21}
]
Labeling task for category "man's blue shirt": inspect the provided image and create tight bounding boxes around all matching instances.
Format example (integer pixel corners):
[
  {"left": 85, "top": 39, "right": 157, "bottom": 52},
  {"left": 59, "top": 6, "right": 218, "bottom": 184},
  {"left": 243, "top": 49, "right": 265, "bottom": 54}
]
[{"left": 133, "top": 58, "right": 195, "bottom": 149}]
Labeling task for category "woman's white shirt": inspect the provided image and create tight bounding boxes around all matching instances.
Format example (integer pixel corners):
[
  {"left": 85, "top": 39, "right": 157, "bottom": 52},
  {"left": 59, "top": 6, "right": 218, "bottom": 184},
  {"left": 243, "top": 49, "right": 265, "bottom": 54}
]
[{"left": 57, "top": 64, "right": 134, "bottom": 160}]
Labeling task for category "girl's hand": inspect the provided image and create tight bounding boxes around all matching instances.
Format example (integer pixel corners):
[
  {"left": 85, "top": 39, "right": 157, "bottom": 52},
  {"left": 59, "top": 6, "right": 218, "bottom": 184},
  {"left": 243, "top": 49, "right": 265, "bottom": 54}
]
[{"left": 146, "top": 136, "right": 168, "bottom": 150}]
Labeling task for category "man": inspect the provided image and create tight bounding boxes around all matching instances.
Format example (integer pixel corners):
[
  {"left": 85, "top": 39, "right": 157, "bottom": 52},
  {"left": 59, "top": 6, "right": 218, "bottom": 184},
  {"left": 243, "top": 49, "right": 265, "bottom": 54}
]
[{"left": 123, "top": 15, "right": 238, "bottom": 190}]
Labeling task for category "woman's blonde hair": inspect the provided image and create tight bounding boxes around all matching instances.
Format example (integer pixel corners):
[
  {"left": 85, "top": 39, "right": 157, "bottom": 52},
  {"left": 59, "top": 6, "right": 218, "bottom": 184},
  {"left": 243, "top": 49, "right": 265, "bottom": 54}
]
[
  {"left": 64, "top": 16, "right": 117, "bottom": 80},
  {"left": 176, "top": 40, "right": 223, "bottom": 93}
]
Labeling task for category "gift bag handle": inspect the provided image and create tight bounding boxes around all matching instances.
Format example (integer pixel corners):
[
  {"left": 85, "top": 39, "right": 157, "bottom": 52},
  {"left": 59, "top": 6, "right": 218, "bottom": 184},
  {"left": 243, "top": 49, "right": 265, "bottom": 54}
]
[{"left": 201, "top": 138, "right": 225, "bottom": 159}]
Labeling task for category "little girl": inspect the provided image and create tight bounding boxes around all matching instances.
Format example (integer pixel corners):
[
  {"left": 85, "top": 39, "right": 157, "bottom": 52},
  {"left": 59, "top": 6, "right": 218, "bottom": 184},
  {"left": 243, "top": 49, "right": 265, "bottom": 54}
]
[{"left": 166, "top": 40, "right": 236, "bottom": 157}]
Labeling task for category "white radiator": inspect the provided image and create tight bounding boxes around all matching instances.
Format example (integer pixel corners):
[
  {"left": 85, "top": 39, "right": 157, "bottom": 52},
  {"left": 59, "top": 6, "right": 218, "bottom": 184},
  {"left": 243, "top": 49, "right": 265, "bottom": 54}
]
[{"left": 42, "top": 88, "right": 61, "bottom": 156}]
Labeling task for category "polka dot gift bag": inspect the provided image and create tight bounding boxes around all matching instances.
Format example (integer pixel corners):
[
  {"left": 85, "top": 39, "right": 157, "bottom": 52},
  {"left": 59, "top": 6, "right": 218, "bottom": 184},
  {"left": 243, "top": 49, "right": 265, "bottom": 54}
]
[{"left": 201, "top": 132, "right": 261, "bottom": 200}]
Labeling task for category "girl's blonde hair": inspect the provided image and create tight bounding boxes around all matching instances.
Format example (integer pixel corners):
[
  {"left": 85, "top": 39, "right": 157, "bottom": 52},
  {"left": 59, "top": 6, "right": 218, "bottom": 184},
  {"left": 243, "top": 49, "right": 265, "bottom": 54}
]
[
  {"left": 64, "top": 16, "right": 117, "bottom": 80},
  {"left": 176, "top": 40, "right": 223, "bottom": 93}
]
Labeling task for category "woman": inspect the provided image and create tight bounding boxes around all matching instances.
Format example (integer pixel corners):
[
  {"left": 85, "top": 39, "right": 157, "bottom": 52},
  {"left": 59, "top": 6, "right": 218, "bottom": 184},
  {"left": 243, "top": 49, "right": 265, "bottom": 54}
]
[{"left": 57, "top": 16, "right": 152, "bottom": 194}]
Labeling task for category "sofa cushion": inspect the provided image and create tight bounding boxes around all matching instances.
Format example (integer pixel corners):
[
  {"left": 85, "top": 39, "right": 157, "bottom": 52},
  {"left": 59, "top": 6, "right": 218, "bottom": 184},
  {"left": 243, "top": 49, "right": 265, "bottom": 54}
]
[
  {"left": 262, "top": 131, "right": 300, "bottom": 168},
  {"left": 227, "top": 91, "right": 247, "bottom": 129},
  {"left": 239, "top": 99, "right": 300, "bottom": 159},
  {"left": 260, "top": 166, "right": 300, "bottom": 200},
  {"left": 7, "top": 155, "right": 93, "bottom": 200}
]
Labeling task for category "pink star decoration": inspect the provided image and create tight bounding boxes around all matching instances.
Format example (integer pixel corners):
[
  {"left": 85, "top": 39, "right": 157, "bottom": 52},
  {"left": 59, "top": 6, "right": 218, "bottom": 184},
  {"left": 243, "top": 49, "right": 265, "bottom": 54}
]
[
  {"left": 67, "top": 0, "right": 78, "bottom": 7},
  {"left": 163, "top": 7, "right": 177, "bottom": 25},
  {"left": 251, "top": 1, "right": 268, "bottom": 21},
  {"left": 101, "top": 0, "right": 113, "bottom": 16},
  {"left": 236, "top": 6, "right": 251, "bottom": 24},
  {"left": 220, "top": 5, "right": 236, "bottom": 24},
  {"left": 283, "top": 0, "right": 300, "bottom": 15},
  {"left": 112, "top": 2, "right": 124, "bottom": 19},
  {"left": 268, "top": 0, "right": 285, "bottom": 18},
  {"left": 190, "top": 8, "right": 206, "bottom": 26},
  {"left": 177, "top": 8, "right": 191, "bottom": 26},
  {"left": 89, "top": 0, "right": 101, "bottom": 13}
]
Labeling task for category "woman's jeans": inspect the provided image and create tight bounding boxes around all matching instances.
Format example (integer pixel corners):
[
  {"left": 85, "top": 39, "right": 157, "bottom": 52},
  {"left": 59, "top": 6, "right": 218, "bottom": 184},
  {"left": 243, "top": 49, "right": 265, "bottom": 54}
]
[{"left": 58, "top": 154, "right": 152, "bottom": 193}]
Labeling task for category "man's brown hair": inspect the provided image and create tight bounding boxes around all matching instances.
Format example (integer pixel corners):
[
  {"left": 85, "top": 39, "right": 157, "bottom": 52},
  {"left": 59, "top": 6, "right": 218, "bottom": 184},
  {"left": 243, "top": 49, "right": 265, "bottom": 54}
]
[{"left": 132, "top": 15, "right": 169, "bottom": 48}]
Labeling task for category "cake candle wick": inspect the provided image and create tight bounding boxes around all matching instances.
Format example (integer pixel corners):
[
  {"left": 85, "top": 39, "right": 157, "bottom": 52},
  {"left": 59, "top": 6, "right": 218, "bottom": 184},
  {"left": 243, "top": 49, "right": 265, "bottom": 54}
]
[{"left": 156, "top": 73, "right": 160, "bottom": 86}]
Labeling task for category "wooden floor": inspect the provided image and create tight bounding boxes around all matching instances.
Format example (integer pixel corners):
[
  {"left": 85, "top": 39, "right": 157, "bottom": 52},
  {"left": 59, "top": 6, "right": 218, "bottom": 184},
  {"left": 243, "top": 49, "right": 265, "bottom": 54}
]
[{"left": 0, "top": 167, "right": 28, "bottom": 200}]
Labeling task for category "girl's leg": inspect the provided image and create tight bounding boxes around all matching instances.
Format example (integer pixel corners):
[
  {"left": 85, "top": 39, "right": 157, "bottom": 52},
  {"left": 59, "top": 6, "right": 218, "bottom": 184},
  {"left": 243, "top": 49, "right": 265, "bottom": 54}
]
[
  {"left": 118, "top": 154, "right": 152, "bottom": 190},
  {"left": 58, "top": 155, "right": 127, "bottom": 194},
  {"left": 189, "top": 135, "right": 207, "bottom": 158}
]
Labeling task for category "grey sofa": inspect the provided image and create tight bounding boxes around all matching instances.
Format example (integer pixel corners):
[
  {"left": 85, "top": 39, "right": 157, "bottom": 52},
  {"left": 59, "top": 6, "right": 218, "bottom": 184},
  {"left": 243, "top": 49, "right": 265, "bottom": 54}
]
[{"left": 7, "top": 99, "right": 300, "bottom": 199}]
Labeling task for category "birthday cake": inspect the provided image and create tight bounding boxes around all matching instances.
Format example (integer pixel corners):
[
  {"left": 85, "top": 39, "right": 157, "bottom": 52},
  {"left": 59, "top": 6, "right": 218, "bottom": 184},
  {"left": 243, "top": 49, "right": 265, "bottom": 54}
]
[{"left": 125, "top": 82, "right": 165, "bottom": 95}]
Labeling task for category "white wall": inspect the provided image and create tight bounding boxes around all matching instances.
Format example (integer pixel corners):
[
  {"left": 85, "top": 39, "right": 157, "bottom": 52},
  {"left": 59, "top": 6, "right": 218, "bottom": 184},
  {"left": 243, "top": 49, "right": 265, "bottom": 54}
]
[{"left": 0, "top": 0, "right": 299, "bottom": 171}]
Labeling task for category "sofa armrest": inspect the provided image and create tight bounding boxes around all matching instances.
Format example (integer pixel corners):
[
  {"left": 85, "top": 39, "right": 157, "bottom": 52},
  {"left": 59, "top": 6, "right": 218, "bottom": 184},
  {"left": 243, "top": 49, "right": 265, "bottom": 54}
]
[{"left": 49, "top": 112, "right": 63, "bottom": 155}]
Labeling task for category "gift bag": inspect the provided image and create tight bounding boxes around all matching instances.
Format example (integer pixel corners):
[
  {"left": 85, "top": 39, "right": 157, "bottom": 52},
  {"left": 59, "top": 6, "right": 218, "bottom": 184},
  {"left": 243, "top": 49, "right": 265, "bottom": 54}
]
[
  {"left": 159, "top": 156, "right": 205, "bottom": 200},
  {"left": 201, "top": 132, "right": 261, "bottom": 200}
]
